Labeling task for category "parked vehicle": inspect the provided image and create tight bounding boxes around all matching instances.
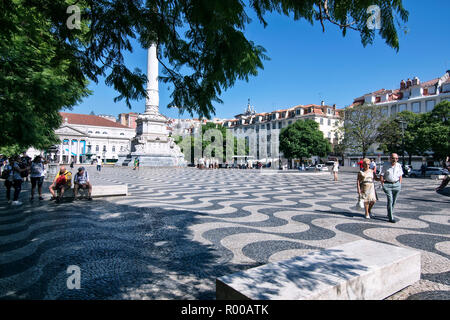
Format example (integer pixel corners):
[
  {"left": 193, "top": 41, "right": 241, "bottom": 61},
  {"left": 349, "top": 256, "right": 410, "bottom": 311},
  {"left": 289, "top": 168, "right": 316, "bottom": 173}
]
[
  {"left": 403, "top": 164, "right": 412, "bottom": 176},
  {"left": 315, "top": 164, "right": 329, "bottom": 171},
  {"left": 409, "top": 167, "right": 446, "bottom": 178}
]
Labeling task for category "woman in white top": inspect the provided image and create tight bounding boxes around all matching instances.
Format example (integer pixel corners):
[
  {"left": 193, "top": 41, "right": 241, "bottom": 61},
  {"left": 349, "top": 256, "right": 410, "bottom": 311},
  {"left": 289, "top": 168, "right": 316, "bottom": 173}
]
[
  {"left": 332, "top": 161, "right": 339, "bottom": 181},
  {"left": 30, "top": 155, "right": 45, "bottom": 201}
]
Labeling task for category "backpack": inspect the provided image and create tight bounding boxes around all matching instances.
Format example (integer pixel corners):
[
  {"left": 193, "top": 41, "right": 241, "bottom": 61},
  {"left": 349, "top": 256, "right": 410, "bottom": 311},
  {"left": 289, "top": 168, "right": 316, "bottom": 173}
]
[
  {"left": 31, "top": 162, "right": 44, "bottom": 176},
  {"left": 1, "top": 167, "right": 11, "bottom": 180},
  {"left": 18, "top": 162, "right": 29, "bottom": 178},
  {"left": 56, "top": 171, "right": 72, "bottom": 186}
]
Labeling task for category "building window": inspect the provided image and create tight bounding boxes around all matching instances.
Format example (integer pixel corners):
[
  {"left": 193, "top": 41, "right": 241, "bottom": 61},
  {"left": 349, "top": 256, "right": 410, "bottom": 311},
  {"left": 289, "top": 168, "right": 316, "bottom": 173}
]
[
  {"left": 95, "top": 131, "right": 100, "bottom": 134},
  {"left": 267, "top": 124, "right": 270, "bottom": 130},
  {"left": 103, "top": 145, "right": 106, "bottom": 152},
  {"left": 398, "top": 104, "right": 407, "bottom": 112},
  {"left": 272, "top": 122, "right": 276, "bottom": 129},
  {"left": 327, "top": 119, "right": 331, "bottom": 126},
  {"left": 288, "top": 121, "right": 292, "bottom": 125},
  {"left": 412, "top": 102, "right": 420, "bottom": 113},
  {"left": 320, "top": 118, "right": 324, "bottom": 125},
  {"left": 103, "top": 131, "right": 108, "bottom": 134},
  {"left": 426, "top": 100, "right": 435, "bottom": 112},
  {"left": 112, "top": 146, "right": 116, "bottom": 152},
  {"left": 96, "top": 145, "right": 99, "bottom": 152},
  {"left": 296, "top": 109, "right": 300, "bottom": 115},
  {"left": 278, "top": 122, "right": 282, "bottom": 129},
  {"left": 88, "top": 131, "right": 93, "bottom": 134}
]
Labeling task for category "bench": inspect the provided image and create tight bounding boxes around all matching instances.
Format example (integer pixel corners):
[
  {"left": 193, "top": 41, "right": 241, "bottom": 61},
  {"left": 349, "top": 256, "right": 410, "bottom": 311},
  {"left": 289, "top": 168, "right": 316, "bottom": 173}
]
[
  {"left": 216, "top": 240, "right": 420, "bottom": 300},
  {"left": 61, "top": 184, "right": 128, "bottom": 198}
]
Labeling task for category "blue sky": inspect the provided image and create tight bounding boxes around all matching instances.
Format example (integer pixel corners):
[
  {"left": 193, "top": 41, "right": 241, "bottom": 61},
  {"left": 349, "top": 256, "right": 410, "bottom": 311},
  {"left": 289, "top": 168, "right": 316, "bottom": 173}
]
[{"left": 71, "top": 0, "right": 450, "bottom": 120}]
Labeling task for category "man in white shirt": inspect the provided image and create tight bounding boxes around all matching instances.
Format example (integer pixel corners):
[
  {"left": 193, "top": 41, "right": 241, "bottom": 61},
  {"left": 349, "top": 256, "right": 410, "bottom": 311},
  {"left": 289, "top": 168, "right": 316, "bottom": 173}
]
[
  {"left": 380, "top": 153, "right": 403, "bottom": 223},
  {"left": 73, "top": 167, "right": 93, "bottom": 200}
]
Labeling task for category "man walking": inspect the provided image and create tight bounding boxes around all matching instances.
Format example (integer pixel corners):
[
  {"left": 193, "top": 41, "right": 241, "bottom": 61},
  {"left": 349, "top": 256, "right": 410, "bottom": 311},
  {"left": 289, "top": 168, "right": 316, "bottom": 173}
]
[{"left": 380, "top": 153, "right": 403, "bottom": 223}]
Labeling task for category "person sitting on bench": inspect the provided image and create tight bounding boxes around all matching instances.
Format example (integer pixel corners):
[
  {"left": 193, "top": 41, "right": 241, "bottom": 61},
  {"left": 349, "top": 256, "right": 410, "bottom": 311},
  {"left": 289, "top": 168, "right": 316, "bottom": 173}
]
[
  {"left": 73, "top": 167, "right": 92, "bottom": 200},
  {"left": 49, "top": 166, "right": 72, "bottom": 202}
]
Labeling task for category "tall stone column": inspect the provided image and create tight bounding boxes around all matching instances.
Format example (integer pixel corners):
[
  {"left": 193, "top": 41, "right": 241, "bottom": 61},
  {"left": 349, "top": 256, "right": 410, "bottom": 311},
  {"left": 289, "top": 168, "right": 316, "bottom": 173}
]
[{"left": 144, "top": 43, "right": 160, "bottom": 116}]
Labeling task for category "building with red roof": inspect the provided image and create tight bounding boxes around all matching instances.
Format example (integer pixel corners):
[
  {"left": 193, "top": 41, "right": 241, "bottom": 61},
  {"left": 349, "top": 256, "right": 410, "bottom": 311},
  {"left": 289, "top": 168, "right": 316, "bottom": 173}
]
[{"left": 46, "top": 112, "right": 136, "bottom": 164}]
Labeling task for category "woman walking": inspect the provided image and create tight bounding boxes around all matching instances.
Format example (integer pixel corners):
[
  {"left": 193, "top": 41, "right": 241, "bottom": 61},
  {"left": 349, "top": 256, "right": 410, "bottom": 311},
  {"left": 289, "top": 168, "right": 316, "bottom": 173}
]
[
  {"left": 357, "top": 158, "right": 378, "bottom": 219},
  {"left": 332, "top": 161, "right": 339, "bottom": 181}
]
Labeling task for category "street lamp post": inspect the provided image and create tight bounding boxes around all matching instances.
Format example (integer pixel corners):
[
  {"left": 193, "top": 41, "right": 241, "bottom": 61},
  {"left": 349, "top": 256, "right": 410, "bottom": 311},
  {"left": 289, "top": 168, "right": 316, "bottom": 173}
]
[{"left": 398, "top": 120, "right": 407, "bottom": 167}]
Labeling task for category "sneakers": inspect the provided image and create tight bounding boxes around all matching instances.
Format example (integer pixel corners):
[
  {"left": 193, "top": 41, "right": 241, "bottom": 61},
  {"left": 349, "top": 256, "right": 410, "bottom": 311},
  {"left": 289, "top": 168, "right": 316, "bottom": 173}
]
[
  {"left": 12, "top": 201, "right": 22, "bottom": 206},
  {"left": 39, "top": 196, "right": 44, "bottom": 201}
]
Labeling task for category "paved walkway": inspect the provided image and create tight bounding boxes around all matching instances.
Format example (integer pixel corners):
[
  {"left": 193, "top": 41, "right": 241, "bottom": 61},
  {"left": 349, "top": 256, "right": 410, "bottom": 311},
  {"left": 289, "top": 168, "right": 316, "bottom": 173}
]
[{"left": 0, "top": 167, "right": 449, "bottom": 299}]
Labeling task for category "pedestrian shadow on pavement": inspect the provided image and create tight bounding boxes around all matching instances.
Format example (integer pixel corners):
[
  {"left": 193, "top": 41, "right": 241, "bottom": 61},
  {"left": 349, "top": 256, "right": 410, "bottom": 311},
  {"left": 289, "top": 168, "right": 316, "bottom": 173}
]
[{"left": 436, "top": 187, "right": 450, "bottom": 197}]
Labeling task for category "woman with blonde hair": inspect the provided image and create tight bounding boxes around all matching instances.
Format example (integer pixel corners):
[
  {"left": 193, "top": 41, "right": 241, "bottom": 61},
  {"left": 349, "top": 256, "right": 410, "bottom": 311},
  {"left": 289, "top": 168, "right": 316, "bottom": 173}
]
[{"left": 357, "top": 158, "right": 379, "bottom": 219}]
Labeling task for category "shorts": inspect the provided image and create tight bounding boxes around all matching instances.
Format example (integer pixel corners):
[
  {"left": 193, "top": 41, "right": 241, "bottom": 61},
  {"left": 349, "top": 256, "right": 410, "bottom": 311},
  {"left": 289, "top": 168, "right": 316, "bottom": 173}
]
[
  {"left": 31, "top": 176, "right": 44, "bottom": 188},
  {"left": 52, "top": 183, "right": 68, "bottom": 190},
  {"left": 75, "top": 182, "right": 90, "bottom": 188}
]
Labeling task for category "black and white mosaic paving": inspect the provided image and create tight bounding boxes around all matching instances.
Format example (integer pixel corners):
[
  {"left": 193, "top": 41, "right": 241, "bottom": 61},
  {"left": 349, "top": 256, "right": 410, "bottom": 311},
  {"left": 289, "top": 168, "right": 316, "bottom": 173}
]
[{"left": 0, "top": 167, "right": 449, "bottom": 299}]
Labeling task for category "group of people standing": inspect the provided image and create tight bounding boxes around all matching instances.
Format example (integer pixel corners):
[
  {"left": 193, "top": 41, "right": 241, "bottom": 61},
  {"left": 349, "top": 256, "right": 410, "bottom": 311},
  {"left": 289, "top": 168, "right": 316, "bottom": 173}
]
[
  {"left": 357, "top": 153, "right": 403, "bottom": 222},
  {"left": 197, "top": 158, "right": 219, "bottom": 169},
  {"left": 0, "top": 153, "right": 47, "bottom": 205},
  {"left": 1, "top": 153, "right": 93, "bottom": 205}
]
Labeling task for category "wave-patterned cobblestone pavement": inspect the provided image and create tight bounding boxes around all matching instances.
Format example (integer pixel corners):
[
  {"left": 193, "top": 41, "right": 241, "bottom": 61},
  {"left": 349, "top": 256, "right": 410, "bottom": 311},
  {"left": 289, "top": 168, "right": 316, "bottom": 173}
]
[{"left": 0, "top": 167, "right": 449, "bottom": 299}]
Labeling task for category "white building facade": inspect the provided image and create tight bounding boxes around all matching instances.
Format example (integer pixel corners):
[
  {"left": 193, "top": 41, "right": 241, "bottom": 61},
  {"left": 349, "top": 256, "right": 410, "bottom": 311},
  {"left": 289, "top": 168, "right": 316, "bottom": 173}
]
[
  {"left": 345, "top": 70, "right": 450, "bottom": 167},
  {"left": 46, "top": 112, "right": 135, "bottom": 164},
  {"left": 221, "top": 101, "right": 342, "bottom": 167}
]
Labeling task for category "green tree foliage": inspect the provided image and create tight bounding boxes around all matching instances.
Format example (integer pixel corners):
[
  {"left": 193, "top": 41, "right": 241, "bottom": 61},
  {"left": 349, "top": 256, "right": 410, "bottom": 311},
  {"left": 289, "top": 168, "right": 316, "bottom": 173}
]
[
  {"left": 279, "top": 119, "right": 331, "bottom": 162},
  {"left": 4, "top": 0, "right": 409, "bottom": 114},
  {"left": 376, "top": 101, "right": 449, "bottom": 163},
  {"left": 419, "top": 101, "right": 450, "bottom": 163},
  {"left": 338, "top": 104, "right": 387, "bottom": 158},
  {"left": 0, "top": 1, "right": 91, "bottom": 152},
  {"left": 175, "top": 122, "right": 248, "bottom": 163},
  {"left": 376, "top": 111, "right": 426, "bottom": 164},
  {"left": 1, "top": 0, "right": 409, "bottom": 150}
]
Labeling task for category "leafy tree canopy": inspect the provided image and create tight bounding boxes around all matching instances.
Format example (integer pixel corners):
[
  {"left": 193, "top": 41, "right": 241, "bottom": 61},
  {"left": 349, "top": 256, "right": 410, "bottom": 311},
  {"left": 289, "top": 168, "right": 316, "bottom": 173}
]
[
  {"left": 279, "top": 119, "right": 331, "bottom": 161},
  {"left": 337, "top": 103, "right": 387, "bottom": 158},
  {"left": 1, "top": 0, "right": 409, "bottom": 151},
  {"left": 3, "top": 0, "right": 409, "bottom": 116},
  {"left": 0, "top": 0, "right": 91, "bottom": 152}
]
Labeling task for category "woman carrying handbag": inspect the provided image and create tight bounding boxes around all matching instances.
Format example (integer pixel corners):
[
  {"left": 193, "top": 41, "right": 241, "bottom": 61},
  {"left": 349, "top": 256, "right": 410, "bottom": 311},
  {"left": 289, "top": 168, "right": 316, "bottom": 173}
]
[{"left": 356, "top": 158, "right": 379, "bottom": 219}]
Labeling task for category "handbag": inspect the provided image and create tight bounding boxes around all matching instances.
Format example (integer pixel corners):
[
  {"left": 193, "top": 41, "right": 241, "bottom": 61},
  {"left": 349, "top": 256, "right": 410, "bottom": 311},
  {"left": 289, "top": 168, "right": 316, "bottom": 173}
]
[
  {"left": 358, "top": 197, "right": 365, "bottom": 209},
  {"left": 354, "top": 195, "right": 365, "bottom": 211}
]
